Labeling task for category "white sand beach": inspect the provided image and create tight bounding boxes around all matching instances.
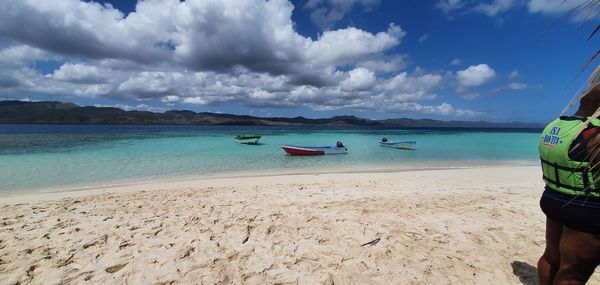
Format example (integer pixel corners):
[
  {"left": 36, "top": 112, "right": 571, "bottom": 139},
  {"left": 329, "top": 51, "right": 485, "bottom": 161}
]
[{"left": 1, "top": 166, "right": 598, "bottom": 284}]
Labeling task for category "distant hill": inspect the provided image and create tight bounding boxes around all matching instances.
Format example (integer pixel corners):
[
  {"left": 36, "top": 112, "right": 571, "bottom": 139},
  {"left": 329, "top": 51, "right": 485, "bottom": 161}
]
[{"left": 0, "top": 100, "right": 542, "bottom": 128}]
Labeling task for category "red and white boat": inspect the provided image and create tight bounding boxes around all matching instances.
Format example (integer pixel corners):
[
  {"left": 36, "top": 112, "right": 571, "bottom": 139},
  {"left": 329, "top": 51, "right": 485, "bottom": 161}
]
[{"left": 281, "top": 143, "right": 348, "bottom": 156}]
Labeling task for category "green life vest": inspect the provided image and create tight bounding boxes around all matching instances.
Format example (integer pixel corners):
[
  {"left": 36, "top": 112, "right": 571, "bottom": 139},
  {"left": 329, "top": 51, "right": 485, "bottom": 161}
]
[{"left": 539, "top": 117, "right": 600, "bottom": 197}]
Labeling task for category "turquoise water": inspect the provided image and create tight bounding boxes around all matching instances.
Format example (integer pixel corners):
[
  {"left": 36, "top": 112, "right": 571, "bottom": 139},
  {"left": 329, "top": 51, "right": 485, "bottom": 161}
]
[{"left": 0, "top": 125, "right": 541, "bottom": 192}]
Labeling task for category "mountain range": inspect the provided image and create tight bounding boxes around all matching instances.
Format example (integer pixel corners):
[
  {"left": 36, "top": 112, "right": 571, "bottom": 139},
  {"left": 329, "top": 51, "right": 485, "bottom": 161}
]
[{"left": 0, "top": 100, "right": 542, "bottom": 129}]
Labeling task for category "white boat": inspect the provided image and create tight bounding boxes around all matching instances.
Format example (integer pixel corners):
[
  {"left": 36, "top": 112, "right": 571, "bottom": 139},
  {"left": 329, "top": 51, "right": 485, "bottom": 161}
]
[
  {"left": 235, "top": 135, "right": 261, "bottom": 144},
  {"left": 379, "top": 138, "right": 416, "bottom": 150}
]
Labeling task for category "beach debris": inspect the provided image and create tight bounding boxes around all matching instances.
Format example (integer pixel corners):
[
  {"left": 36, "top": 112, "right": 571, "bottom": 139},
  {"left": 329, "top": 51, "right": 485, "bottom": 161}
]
[
  {"left": 105, "top": 263, "right": 128, "bottom": 273},
  {"left": 361, "top": 237, "right": 380, "bottom": 247}
]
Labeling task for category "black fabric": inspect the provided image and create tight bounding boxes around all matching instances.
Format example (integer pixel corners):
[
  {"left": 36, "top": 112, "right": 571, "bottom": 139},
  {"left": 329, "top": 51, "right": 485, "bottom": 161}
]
[{"left": 540, "top": 188, "right": 600, "bottom": 234}]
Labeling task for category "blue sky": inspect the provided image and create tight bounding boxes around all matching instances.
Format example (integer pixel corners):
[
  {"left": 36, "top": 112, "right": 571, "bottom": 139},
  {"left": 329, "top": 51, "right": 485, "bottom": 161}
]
[{"left": 0, "top": 0, "right": 598, "bottom": 123}]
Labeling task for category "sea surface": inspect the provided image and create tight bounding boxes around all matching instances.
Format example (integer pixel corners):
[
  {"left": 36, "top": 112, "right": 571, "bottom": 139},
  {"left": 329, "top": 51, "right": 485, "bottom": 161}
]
[{"left": 0, "top": 124, "right": 542, "bottom": 193}]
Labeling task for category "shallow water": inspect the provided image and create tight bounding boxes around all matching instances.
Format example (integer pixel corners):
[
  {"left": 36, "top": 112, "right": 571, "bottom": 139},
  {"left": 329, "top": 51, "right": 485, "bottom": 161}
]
[{"left": 0, "top": 124, "right": 541, "bottom": 192}]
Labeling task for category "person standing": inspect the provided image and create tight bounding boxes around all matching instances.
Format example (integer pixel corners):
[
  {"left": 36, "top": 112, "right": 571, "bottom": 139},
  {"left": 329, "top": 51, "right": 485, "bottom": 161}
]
[{"left": 537, "top": 83, "right": 600, "bottom": 284}]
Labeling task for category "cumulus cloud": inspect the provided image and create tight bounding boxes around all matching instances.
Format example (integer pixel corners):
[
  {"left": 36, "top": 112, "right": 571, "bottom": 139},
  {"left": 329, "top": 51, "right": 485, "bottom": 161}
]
[
  {"left": 0, "top": 1, "right": 172, "bottom": 63},
  {"left": 52, "top": 63, "right": 108, "bottom": 84},
  {"left": 449, "top": 58, "right": 462, "bottom": 66},
  {"left": 456, "top": 64, "right": 496, "bottom": 87},
  {"left": 0, "top": 45, "right": 54, "bottom": 67},
  {"left": 0, "top": 0, "right": 482, "bottom": 118},
  {"left": 305, "top": 24, "right": 405, "bottom": 66},
  {"left": 509, "top": 69, "right": 520, "bottom": 78},
  {"left": 341, "top": 68, "right": 376, "bottom": 91}
]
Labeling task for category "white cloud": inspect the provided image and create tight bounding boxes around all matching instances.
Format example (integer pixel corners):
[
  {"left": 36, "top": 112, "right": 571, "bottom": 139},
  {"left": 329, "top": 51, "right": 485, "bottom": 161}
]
[
  {"left": 460, "top": 92, "right": 480, "bottom": 100},
  {"left": 530, "top": 0, "right": 600, "bottom": 21},
  {"left": 385, "top": 102, "right": 483, "bottom": 116},
  {"left": 528, "top": 0, "right": 581, "bottom": 14},
  {"left": 0, "top": 0, "right": 483, "bottom": 118},
  {"left": 437, "top": 0, "right": 598, "bottom": 21},
  {"left": 474, "top": 0, "right": 517, "bottom": 17},
  {"left": 304, "top": 0, "right": 381, "bottom": 30},
  {"left": 0, "top": 45, "right": 54, "bottom": 67},
  {"left": 509, "top": 69, "right": 520, "bottom": 78},
  {"left": 456, "top": 64, "right": 496, "bottom": 87},
  {"left": 305, "top": 24, "right": 405, "bottom": 66},
  {"left": 507, "top": 82, "right": 544, "bottom": 90},
  {"left": 95, "top": 103, "right": 167, "bottom": 113},
  {"left": 450, "top": 58, "right": 462, "bottom": 66},
  {"left": 507, "top": 83, "right": 530, "bottom": 90},
  {"left": 52, "top": 63, "right": 108, "bottom": 83},
  {"left": 341, "top": 68, "right": 376, "bottom": 91},
  {"left": 380, "top": 72, "right": 442, "bottom": 95},
  {"left": 436, "top": 0, "right": 518, "bottom": 17},
  {"left": 436, "top": 0, "right": 465, "bottom": 14},
  {"left": 356, "top": 55, "right": 408, "bottom": 73},
  {"left": 418, "top": 34, "right": 430, "bottom": 43}
]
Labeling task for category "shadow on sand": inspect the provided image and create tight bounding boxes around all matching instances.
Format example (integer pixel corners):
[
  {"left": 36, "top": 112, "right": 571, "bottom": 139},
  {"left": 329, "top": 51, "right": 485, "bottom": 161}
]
[{"left": 511, "top": 261, "right": 538, "bottom": 285}]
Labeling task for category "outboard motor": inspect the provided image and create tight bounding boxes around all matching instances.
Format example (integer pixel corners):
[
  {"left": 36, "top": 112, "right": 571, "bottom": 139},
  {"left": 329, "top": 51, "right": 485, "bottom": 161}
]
[
  {"left": 381, "top": 137, "right": 388, "bottom": 142},
  {"left": 336, "top": 141, "right": 344, "bottom": 148}
]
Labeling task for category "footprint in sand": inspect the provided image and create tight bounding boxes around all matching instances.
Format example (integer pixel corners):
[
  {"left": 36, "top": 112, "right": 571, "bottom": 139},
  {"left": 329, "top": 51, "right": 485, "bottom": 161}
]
[{"left": 105, "top": 263, "right": 128, "bottom": 273}]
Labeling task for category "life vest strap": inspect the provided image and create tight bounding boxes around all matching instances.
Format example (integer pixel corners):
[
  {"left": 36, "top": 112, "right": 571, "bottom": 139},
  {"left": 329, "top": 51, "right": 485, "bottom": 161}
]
[
  {"left": 540, "top": 157, "right": 586, "bottom": 172},
  {"left": 540, "top": 157, "right": 600, "bottom": 194},
  {"left": 543, "top": 175, "right": 588, "bottom": 192}
]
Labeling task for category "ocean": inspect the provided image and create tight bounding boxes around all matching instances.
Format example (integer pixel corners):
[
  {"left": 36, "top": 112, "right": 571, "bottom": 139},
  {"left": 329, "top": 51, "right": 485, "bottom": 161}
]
[{"left": 0, "top": 124, "right": 542, "bottom": 193}]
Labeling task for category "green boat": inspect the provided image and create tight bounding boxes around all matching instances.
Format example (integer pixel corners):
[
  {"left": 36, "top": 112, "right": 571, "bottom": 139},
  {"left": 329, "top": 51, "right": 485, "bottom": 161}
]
[{"left": 235, "top": 135, "right": 261, "bottom": 144}]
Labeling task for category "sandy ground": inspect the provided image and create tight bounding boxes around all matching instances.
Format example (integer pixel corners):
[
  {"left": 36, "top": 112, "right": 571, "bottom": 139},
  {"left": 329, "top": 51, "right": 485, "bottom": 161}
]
[{"left": 1, "top": 166, "right": 598, "bottom": 285}]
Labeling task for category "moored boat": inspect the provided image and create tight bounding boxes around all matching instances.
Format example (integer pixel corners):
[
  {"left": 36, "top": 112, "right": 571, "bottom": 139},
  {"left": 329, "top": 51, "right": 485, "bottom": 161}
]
[
  {"left": 282, "top": 141, "right": 348, "bottom": 156},
  {"left": 379, "top": 138, "right": 416, "bottom": 150},
  {"left": 235, "top": 135, "right": 261, "bottom": 144}
]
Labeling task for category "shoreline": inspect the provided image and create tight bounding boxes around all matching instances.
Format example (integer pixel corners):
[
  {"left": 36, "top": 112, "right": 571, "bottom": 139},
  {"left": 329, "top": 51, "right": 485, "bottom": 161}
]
[{"left": 0, "top": 160, "right": 537, "bottom": 203}]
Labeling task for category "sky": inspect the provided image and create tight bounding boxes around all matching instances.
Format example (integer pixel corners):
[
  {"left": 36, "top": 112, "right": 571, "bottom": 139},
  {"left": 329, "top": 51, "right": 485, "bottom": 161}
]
[{"left": 0, "top": 0, "right": 598, "bottom": 123}]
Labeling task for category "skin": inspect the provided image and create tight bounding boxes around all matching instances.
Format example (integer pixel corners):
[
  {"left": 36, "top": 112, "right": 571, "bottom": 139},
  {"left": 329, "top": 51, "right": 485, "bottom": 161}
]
[{"left": 538, "top": 86, "right": 600, "bottom": 285}]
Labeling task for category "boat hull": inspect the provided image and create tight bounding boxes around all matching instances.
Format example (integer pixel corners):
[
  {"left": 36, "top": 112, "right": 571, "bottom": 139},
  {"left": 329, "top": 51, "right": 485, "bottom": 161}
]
[
  {"left": 281, "top": 145, "right": 347, "bottom": 156},
  {"left": 379, "top": 141, "right": 416, "bottom": 150}
]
